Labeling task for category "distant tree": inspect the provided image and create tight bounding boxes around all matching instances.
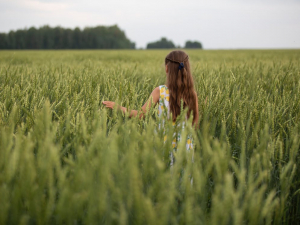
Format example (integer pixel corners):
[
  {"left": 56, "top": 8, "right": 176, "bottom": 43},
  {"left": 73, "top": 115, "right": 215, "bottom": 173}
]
[
  {"left": 130, "top": 42, "right": 136, "bottom": 49},
  {"left": 146, "top": 37, "right": 175, "bottom": 49},
  {"left": 185, "top": 41, "right": 202, "bottom": 49},
  {"left": 0, "top": 25, "right": 135, "bottom": 49},
  {"left": 63, "top": 28, "right": 73, "bottom": 49},
  {"left": 41, "top": 25, "right": 54, "bottom": 49},
  {"left": 15, "top": 29, "right": 26, "bottom": 49},
  {"left": 8, "top": 31, "right": 16, "bottom": 49},
  {"left": 0, "top": 33, "right": 7, "bottom": 49},
  {"left": 26, "top": 27, "right": 39, "bottom": 49},
  {"left": 72, "top": 27, "right": 81, "bottom": 49},
  {"left": 53, "top": 27, "right": 64, "bottom": 49}
]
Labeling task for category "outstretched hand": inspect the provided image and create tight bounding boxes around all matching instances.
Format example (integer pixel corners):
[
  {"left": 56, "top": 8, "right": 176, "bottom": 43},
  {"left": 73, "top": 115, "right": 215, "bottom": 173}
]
[{"left": 102, "top": 101, "right": 116, "bottom": 109}]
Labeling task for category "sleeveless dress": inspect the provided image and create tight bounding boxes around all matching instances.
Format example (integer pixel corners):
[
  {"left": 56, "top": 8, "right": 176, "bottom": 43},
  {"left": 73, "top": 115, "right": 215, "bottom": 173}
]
[{"left": 157, "top": 85, "right": 193, "bottom": 154}]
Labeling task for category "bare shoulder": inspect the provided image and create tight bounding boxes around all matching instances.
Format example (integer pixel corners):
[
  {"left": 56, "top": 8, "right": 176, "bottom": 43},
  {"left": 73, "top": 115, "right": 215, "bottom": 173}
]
[
  {"left": 150, "top": 87, "right": 160, "bottom": 103},
  {"left": 152, "top": 86, "right": 160, "bottom": 94},
  {"left": 153, "top": 86, "right": 160, "bottom": 95}
]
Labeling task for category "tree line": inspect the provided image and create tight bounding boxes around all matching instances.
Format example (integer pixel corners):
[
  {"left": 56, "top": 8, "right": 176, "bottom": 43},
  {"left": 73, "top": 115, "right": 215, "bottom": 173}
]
[
  {"left": 0, "top": 26, "right": 203, "bottom": 50},
  {"left": 0, "top": 25, "right": 135, "bottom": 49},
  {"left": 147, "top": 37, "right": 202, "bottom": 49}
]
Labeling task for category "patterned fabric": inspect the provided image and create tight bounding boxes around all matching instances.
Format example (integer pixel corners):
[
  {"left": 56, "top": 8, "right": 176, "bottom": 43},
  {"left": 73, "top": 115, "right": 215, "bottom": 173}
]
[{"left": 158, "top": 85, "right": 193, "bottom": 159}]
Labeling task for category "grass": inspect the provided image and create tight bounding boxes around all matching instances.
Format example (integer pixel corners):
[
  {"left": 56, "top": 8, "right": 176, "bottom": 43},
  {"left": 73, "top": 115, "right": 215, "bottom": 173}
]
[{"left": 0, "top": 49, "right": 299, "bottom": 224}]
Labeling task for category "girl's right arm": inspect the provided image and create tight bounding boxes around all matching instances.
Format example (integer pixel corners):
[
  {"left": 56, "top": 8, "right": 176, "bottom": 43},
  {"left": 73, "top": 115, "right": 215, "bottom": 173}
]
[{"left": 102, "top": 87, "right": 160, "bottom": 119}]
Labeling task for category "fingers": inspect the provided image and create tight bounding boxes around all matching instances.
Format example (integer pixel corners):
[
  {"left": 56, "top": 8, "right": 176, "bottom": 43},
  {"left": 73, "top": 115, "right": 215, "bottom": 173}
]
[
  {"left": 102, "top": 101, "right": 111, "bottom": 105},
  {"left": 102, "top": 101, "right": 115, "bottom": 109}
]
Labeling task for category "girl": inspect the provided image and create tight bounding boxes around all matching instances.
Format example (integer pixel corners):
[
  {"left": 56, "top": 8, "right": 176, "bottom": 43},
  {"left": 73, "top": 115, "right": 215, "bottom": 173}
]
[{"left": 103, "top": 50, "right": 199, "bottom": 152}]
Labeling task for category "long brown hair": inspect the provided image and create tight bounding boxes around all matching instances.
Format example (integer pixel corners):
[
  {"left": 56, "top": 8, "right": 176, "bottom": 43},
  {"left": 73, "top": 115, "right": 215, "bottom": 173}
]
[{"left": 165, "top": 50, "right": 197, "bottom": 124}]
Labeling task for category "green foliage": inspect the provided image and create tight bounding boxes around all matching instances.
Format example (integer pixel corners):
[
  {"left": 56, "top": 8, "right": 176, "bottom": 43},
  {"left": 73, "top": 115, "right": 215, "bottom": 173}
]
[
  {"left": 0, "top": 25, "right": 135, "bottom": 49},
  {"left": 147, "top": 38, "right": 175, "bottom": 49},
  {"left": 185, "top": 41, "right": 202, "bottom": 49},
  {"left": 0, "top": 49, "right": 299, "bottom": 224}
]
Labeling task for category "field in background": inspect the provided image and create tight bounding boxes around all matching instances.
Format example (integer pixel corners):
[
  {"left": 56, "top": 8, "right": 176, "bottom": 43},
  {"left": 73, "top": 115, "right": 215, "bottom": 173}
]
[{"left": 0, "top": 50, "right": 299, "bottom": 224}]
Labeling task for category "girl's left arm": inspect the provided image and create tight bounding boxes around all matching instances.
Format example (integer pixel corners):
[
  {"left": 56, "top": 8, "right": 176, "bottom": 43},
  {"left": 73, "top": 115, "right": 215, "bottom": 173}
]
[{"left": 102, "top": 87, "right": 160, "bottom": 119}]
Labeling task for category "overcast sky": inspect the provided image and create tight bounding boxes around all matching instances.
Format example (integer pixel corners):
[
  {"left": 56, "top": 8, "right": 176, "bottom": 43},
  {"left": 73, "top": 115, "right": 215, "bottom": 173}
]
[{"left": 0, "top": 0, "right": 299, "bottom": 49}]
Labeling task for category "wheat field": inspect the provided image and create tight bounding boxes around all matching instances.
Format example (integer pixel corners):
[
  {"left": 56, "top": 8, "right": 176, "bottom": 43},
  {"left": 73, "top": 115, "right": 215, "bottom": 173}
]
[{"left": 0, "top": 49, "right": 299, "bottom": 224}]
